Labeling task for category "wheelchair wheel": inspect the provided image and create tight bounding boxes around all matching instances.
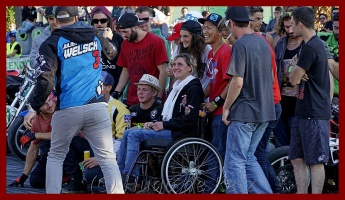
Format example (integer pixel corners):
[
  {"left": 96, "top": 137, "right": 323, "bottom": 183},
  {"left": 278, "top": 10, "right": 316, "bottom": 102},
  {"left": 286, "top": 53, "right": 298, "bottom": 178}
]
[{"left": 161, "top": 138, "right": 223, "bottom": 194}]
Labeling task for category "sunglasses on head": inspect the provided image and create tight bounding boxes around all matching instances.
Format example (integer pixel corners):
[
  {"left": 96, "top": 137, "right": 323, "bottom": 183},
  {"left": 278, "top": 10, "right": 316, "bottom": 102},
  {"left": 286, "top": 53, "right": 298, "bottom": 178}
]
[{"left": 92, "top": 18, "right": 108, "bottom": 24}]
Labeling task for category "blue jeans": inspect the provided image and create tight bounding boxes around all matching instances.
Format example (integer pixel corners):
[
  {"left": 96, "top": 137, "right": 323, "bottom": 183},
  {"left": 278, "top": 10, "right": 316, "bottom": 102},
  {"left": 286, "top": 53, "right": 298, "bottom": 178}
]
[
  {"left": 255, "top": 103, "right": 282, "bottom": 193},
  {"left": 204, "top": 115, "right": 228, "bottom": 192},
  {"left": 117, "top": 128, "right": 172, "bottom": 177},
  {"left": 224, "top": 121, "right": 272, "bottom": 194},
  {"left": 20, "top": 21, "right": 34, "bottom": 34}
]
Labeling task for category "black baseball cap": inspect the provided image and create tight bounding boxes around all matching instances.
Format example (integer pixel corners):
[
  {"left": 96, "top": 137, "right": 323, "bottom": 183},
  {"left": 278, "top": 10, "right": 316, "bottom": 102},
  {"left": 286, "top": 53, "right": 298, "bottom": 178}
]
[
  {"left": 226, "top": 6, "right": 253, "bottom": 22},
  {"left": 117, "top": 13, "right": 147, "bottom": 29},
  {"left": 55, "top": 6, "right": 78, "bottom": 19},
  {"left": 45, "top": 6, "right": 56, "bottom": 18},
  {"left": 181, "top": 20, "right": 202, "bottom": 36},
  {"left": 198, "top": 13, "right": 223, "bottom": 27}
]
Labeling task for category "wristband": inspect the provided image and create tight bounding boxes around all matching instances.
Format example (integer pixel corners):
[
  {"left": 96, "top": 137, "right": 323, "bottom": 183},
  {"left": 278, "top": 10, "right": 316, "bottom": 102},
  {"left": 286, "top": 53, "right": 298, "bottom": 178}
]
[
  {"left": 214, "top": 95, "right": 225, "bottom": 106},
  {"left": 288, "top": 65, "right": 294, "bottom": 73},
  {"left": 212, "top": 101, "right": 218, "bottom": 109}
]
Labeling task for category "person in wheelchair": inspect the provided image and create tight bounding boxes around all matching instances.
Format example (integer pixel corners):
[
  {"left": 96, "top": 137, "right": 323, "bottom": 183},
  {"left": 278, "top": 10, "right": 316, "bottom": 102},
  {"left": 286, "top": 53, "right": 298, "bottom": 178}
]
[{"left": 117, "top": 53, "right": 204, "bottom": 183}]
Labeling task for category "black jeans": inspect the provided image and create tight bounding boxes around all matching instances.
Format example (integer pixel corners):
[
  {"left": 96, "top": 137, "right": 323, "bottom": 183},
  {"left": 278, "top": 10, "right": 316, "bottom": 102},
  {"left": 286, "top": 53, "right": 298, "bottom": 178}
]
[{"left": 63, "top": 136, "right": 92, "bottom": 181}]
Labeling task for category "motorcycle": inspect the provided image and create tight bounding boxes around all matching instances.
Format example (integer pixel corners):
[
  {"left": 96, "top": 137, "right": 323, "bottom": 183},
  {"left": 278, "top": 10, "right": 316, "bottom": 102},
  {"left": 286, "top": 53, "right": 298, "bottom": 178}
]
[
  {"left": 6, "top": 63, "right": 36, "bottom": 160},
  {"left": 267, "top": 97, "right": 339, "bottom": 193}
]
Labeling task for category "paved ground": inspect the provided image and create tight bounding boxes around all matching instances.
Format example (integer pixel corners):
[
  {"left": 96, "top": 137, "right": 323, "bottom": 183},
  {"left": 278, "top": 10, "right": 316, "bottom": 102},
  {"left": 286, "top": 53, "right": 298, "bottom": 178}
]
[
  {"left": 6, "top": 152, "right": 45, "bottom": 194},
  {"left": 6, "top": 152, "right": 106, "bottom": 194}
]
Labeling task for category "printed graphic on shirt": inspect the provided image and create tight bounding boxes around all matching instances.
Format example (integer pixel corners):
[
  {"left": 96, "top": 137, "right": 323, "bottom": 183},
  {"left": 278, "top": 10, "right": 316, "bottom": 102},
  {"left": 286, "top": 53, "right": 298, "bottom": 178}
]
[
  {"left": 150, "top": 109, "right": 158, "bottom": 119},
  {"left": 281, "top": 59, "right": 298, "bottom": 97},
  {"left": 62, "top": 41, "right": 98, "bottom": 59}
]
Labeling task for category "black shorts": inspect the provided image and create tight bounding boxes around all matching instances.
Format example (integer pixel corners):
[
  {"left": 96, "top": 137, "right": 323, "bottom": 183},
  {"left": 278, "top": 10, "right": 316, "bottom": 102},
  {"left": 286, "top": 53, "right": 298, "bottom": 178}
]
[{"left": 288, "top": 118, "right": 330, "bottom": 165}]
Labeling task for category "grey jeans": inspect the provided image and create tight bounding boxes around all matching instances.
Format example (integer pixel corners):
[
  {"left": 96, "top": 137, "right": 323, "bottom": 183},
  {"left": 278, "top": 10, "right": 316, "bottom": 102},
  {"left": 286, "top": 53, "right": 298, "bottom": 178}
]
[{"left": 46, "top": 103, "right": 124, "bottom": 194}]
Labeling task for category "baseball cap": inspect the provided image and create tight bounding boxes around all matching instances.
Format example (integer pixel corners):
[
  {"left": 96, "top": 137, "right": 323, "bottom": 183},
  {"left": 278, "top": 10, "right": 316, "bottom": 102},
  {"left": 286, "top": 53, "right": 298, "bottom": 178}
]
[
  {"left": 134, "top": 74, "right": 161, "bottom": 92},
  {"left": 117, "top": 13, "right": 147, "bottom": 29},
  {"left": 44, "top": 6, "right": 56, "bottom": 18},
  {"left": 9, "top": 32, "right": 16, "bottom": 38},
  {"left": 181, "top": 20, "right": 202, "bottom": 36},
  {"left": 198, "top": 13, "right": 223, "bottom": 27},
  {"left": 101, "top": 71, "right": 114, "bottom": 86},
  {"left": 167, "top": 22, "right": 183, "bottom": 41},
  {"left": 226, "top": 6, "right": 253, "bottom": 22},
  {"left": 55, "top": 6, "right": 79, "bottom": 19}
]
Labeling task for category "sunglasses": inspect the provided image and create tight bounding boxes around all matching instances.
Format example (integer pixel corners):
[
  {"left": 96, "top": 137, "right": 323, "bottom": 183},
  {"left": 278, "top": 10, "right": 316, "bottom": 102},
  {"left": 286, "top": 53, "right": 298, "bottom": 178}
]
[
  {"left": 92, "top": 18, "right": 108, "bottom": 24},
  {"left": 320, "top": 17, "right": 326, "bottom": 20},
  {"left": 139, "top": 17, "right": 150, "bottom": 21}
]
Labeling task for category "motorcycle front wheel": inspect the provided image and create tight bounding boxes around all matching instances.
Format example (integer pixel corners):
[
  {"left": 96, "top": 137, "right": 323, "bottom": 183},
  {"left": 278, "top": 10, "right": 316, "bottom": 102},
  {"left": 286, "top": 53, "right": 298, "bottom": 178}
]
[
  {"left": 7, "top": 116, "right": 29, "bottom": 160},
  {"left": 267, "top": 146, "right": 297, "bottom": 194}
]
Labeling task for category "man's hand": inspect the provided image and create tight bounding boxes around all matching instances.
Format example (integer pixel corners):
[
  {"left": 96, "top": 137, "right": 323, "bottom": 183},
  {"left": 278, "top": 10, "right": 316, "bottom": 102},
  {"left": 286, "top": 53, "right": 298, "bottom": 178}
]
[
  {"left": 8, "top": 174, "right": 28, "bottom": 187},
  {"left": 202, "top": 102, "right": 217, "bottom": 113},
  {"left": 222, "top": 109, "right": 230, "bottom": 126},
  {"left": 83, "top": 157, "right": 99, "bottom": 169},
  {"left": 24, "top": 111, "right": 37, "bottom": 130},
  {"left": 20, "top": 131, "right": 36, "bottom": 146}
]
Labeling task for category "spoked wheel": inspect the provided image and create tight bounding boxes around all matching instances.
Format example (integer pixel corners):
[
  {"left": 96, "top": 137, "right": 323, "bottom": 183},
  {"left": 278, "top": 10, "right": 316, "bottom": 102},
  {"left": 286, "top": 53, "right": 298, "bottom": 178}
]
[
  {"left": 161, "top": 138, "right": 223, "bottom": 194},
  {"left": 267, "top": 146, "right": 297, "bottom": 194},
  {"left": 7, "top": 116, "right": 29, "bottom": 160}
]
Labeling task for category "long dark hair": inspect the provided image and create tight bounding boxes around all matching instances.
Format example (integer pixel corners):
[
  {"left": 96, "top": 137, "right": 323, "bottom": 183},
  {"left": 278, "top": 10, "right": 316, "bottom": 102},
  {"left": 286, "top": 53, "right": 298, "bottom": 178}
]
[{"left": 178, "top": 33, "right": 207, "bottom": 79}]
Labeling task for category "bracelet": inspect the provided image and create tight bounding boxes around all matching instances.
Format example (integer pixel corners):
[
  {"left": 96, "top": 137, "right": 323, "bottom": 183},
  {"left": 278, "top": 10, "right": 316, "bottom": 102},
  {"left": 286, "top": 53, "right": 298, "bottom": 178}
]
[
  {"left": 288, "top": 65, "right": 294, "bottom": 73},
  {"left": 214, "top": 95, "right": 225, "bottom": 106},
  {"left": 212, "top": 101, "right": 218, "bottom": 109}
]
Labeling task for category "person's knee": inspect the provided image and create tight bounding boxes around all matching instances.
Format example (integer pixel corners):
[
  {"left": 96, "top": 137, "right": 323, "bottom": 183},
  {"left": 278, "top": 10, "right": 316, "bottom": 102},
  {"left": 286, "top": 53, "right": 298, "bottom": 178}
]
[{"left": 291, "top": 158, "right": 306, "bottom": 166}]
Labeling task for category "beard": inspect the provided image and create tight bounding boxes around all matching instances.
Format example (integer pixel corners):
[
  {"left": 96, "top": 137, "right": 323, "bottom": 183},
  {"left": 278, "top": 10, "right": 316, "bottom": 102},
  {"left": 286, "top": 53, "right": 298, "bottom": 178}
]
[
  {"left": 128, "top": 31, "right": 138, "bottom": 42},
  {"left": 334, "top": 34, "right": 339, "bottom": 41}
]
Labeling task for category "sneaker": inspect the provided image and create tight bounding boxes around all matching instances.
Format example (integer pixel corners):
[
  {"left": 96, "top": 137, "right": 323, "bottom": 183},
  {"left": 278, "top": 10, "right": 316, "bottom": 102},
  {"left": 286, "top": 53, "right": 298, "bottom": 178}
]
[{"left": 61, "top": 178, "right": 88, "bottom": 194}]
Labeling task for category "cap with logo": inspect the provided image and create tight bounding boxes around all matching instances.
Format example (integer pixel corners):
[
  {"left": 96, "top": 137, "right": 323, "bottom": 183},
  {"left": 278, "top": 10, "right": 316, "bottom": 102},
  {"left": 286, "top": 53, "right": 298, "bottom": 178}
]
[
  {"left": 134, "top": 74, "right": 161, "bottom": 92},
  {"left": 181, "top": 20, "right": 202, "bottom": 36},
  {"left": 167, "top": 22, "right": 183, "bottom": 41},
  {"left": 101, "top": 71, "right": 114, "bottom": 86},
  {"left": 44, "top": 6, "right": 56, "bottom": 18},
  {"left": 117, "top": 13, "right": 147, "bottom": 29},
  {"left": 55, "top": 6, "right": 79, "bottom": 19},
  {"left": 226, "top": 6, "right": 253, "bottom": 22},
  {"left": 198, "top": 13, "right": 223, "bottom": 27}
]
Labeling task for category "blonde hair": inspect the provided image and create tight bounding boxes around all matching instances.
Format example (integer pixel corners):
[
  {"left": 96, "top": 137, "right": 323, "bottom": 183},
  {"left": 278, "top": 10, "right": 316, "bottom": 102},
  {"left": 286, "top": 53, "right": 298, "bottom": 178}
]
[{"left": 173, "top": 53, "right": 197, "bottom": 75}]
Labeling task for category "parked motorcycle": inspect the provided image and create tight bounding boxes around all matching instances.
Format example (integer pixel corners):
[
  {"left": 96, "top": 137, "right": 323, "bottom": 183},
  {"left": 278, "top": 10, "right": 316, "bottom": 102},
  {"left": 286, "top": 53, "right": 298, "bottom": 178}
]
[
  {"left": 6, "top": 63, "right": 36, "bottom": 159},
  {"left": 267, "top": 98, "right": 339, "bottom": 193}
]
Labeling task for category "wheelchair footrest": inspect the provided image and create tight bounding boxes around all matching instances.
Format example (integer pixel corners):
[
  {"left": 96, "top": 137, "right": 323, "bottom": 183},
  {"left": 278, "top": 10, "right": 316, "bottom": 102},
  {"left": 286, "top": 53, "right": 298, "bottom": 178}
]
[{"left": 142, "top": 138, "right": 172, "bottom": 149}]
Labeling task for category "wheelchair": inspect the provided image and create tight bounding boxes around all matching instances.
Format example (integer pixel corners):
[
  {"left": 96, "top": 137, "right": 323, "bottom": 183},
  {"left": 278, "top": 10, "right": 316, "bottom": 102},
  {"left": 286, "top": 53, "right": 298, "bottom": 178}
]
[{"left": 123, "top": 114, "right": 224, "bottom": 194}]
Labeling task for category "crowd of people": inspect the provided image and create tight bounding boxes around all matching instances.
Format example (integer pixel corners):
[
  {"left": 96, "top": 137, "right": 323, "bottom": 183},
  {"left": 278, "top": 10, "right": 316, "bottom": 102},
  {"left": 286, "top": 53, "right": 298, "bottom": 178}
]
[{"left": 6, "top": 5, "right": 339, "bottom": 194}]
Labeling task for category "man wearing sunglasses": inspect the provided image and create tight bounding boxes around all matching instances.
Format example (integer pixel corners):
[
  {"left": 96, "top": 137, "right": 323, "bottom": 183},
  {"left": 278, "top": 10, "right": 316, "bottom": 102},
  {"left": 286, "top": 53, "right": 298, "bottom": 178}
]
[
  {"left": 90, "top": 6, "right": 124, "bottom": 95},
  {"left": 114, "top": 13, "right": 169, "bottom": 107}
]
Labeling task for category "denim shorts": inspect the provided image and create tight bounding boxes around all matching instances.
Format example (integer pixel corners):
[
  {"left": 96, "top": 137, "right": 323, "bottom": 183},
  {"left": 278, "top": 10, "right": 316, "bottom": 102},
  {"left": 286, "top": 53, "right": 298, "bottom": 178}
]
[{"left": 288, "top": 118, "right": 330, "bottom": 165}]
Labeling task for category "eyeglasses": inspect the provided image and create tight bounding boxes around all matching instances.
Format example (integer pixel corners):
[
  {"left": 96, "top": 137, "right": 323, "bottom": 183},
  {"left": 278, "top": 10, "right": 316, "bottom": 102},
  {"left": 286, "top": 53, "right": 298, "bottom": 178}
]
[{"left": 92, "top": 18, "right": 108, "bottom": 24}]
